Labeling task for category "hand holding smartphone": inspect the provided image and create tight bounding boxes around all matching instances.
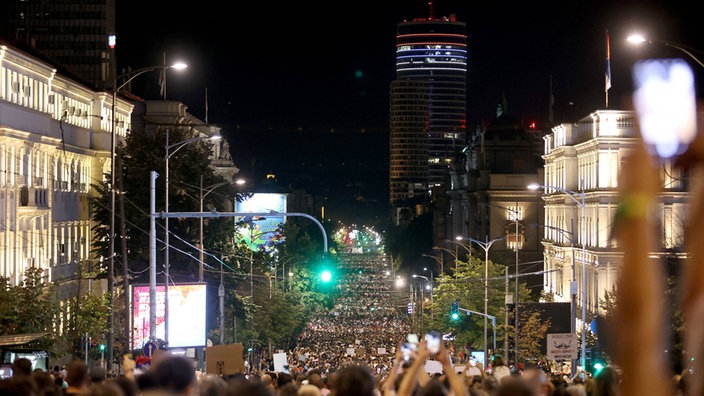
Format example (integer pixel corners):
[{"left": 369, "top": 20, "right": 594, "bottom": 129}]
[
  {"left": 425, "top": 330, "right": 442, "bottom": 355},
  {"left": 402, "top": 334, "right": 419, "bottom": 360}
]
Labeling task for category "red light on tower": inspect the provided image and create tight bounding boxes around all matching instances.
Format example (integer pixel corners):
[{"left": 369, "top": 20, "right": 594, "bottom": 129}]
[{"left": 528, "top": 121, "right": 537, "bottom": 129}]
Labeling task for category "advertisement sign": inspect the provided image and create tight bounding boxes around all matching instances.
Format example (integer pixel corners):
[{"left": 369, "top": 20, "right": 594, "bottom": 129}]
[
  {"left": 235, "top": 193, "right": 286, "bottom": 251},
  {"left": 547, "top": 333, "right": 577, "bottom": 360},
  {"left": 132, "top": 283, "right": 206, "bottom": 350}
]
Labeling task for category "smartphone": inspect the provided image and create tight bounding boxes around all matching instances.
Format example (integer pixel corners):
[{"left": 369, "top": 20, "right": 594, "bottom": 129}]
[
  {"left": 402, "top": 334, "right": 419, "bottom": 360},
  {"left": 632, "top": 58, "right": 697, "bottom": 159},
  {"left": 425, "top": 330, "right": 442, "bottom": 354},
  {"left": 469, "top": 357, "right": 477, "bottom": 366}
]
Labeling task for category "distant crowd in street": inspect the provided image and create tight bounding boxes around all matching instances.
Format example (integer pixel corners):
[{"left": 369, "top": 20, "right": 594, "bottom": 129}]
[{"left": 0, "top": 258, "right": 690, "bottom": 395}]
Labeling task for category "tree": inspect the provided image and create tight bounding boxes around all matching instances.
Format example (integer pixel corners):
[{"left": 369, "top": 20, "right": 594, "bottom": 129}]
[
  {"left": 516, "top": 308, "right": 552, "bottom": 363},
  {"left": 0, "top": 268, "right": 59, "bottom": 353}
]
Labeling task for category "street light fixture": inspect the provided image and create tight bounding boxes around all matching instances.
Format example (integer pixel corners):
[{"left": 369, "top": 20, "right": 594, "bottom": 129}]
[
  {"left": 432, "top": 246, "right": 458, "bottom": 274},
  {"left": 107, "top": 60, "right": 187, "bottom": 368},
  {"left": 484, "top": 202, "right": 521, "bottom": 363},
  {"left": 421, "top": 253, "right": 444, "bottom": 279},
  {"left": 164, "top": 130, "right": 221, "bottom": 344},
  {"left": 197, "top": 176, "right": 233, "bottom": 283},
  {"left": 468, "top": 236, "right": 503, "bottom": 362},
  {"left": 411, "top": 274, "right": 431, "bottom": 333},
  {"left": 627, "top": 34, "right": 704, "bottom": 69},
  {"left": 528, "top": 182, "right": 587, "bottom": 371}
]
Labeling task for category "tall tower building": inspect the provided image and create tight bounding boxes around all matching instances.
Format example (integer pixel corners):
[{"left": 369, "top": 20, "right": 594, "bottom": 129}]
[
  {"left": 4, "top": 0, "right": 116, "bottom": 91},
  {"left": 389, "top": 9, "right": 467, "bottom": 210}
]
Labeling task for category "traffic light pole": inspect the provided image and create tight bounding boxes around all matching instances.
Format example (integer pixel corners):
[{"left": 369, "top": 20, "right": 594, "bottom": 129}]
[
  {"left": 457, "top": 305, "right": 497, "bottom": 358},
  {"left": 148, "top": 172, "right": 329, "bottom": 346}
]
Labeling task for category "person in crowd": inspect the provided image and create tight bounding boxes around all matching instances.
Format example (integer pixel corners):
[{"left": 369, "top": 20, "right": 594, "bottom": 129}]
[
  {"left": 297, "top": 383, "right": 321, "bottom": 396},
  {"left": 199, "top": 373, "right": 228, "bottom": 396},
  {"left": 488, "top": 356, "right": 510, "bottom": 385},
  {"left": 139, "top": 355, "right": 197, "bottom": 396},
  {"left": 11, "top": 358, "right": 33, "bottom": 379},
  {"left": 522, "top": 367, "right": 552, "bottom": 396},
  {"left": 227, "top": 379, "right": 276, "bottom": 396},
  {"left": 90, "top": 367, "right": 107, "bottom": 384},
  {"left": 592, "top": 365, "right": 620, "bottom": 396},
  {"left": 63, "top": 359, "right": 91, "bottom": 396},
  {"left": 494, "top": 376, "right": 534, "bottom": 396},
  {"left": 334, "top": 364, "right": 376, "bottom": 396}
]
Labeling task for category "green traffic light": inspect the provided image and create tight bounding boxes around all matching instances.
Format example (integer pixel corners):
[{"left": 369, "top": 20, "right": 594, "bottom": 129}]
[
  {"left": 450, "top": 301, "right": 460, "bottom": 321},
  {"left": 320, "top": 270, "right": 333, "bottom": 282},
  {"left": 99, "top": 344, "right": 105, "bottom": 351},
  {"left": 593, "top": 362, "right": 604, "bottom": 373}
]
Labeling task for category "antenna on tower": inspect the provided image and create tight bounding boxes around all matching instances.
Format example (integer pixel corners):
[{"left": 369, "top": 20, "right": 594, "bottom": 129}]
[{"left": 428, "top": 1, "right": 435, "bottom": 20}]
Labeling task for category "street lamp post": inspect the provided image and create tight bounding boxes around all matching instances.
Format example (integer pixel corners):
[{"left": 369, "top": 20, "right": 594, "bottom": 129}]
[
  {"left": 164, "top": 131, "right": 221, "bottom": 345},
  {"left": 468, "top": 236, "right": 503, "bottom": 361},
  {"left": 421, "top": 254, "right": 444, "bottom": 282},
  {"left": 413, "top": 273, "right": 433, "bottom": 324},
  {"left": 451, "top": 237, "right": 473, "bottom": 267},
  {"left": 110, "top": 61, "right": 186, "bottom": 363},
  {"left": 485, "top": 203, "right": 521, "bottom": 365},
  {"left": 432, "top": 246, "right": 459, "bottom": 274},
  {"left": 528, "top": 183, "right": 587, "bottom": 371},
  {"left": 198, "top": 176, "right": 232, "bottom": 283}
]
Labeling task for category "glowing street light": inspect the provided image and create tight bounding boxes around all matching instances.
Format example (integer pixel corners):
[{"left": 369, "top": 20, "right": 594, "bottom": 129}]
[{"left": 627, "top": 34, "right": 704, "bottom": 68}]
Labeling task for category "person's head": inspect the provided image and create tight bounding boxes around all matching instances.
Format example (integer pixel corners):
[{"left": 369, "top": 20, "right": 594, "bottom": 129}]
[
  {"left": 522, "top": 367, "right": 550, "bottom": 396},
  {"left": 11, "top": 358, "right": 33, "bottom": 378},
  {"left": 297, "top": 383, "right": 321, "bottom": 396},
  {"left": 32, "top": 370, "right": 63, "bottom": 396},
  {"left": 111, "top": 376, "right": 139, "bottom": 396},
  {"left": 307, "top": 372, "right": 324, "bottom": 389},
  {"left": 277, "top": 372, "right": 294, "bottom": 388},
  {"left": 593, "top": 366, "right": 620, "bottom": 396},
  {"left": 565, "top": 383, "right": 587, "bottom": 396},
  {"left": 334, "top": 365, "right": 375, "bottom": 396},
  {"left": 65, "top": 359, "right": 91, "bottom": 389},
  {"left": 495, "top": 376, "right": 533, "bottom": 396},
  {"left": 492, "top": 356, "right": 505, "bottom": 367},
  {"left": 151, "top": 355, "right": 197, "bottom": 395},
  {"left": 226, "top": 380, "right": 275, "bottom": 396},
  {"left": 276, "top": 382, "right": 299, "bottom": 396},
  {"left": 82, "top": 380, "right": 125, "bottom": 396},
  {"left": 198, "top": 374, "right": 227, "bottom": 396},
  {"left": 90, "top": 366, "right": 107, "bottom": 383}
]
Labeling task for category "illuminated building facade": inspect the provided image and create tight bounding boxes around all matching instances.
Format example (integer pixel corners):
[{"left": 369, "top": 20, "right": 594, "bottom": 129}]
[{"left": 389, "top": 12, "right": 467, "bottom": 214}]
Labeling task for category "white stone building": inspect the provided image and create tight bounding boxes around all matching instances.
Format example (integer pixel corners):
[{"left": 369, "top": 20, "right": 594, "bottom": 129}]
[{"left": 538, "top": 109, "right": 689, "bottom": 325}]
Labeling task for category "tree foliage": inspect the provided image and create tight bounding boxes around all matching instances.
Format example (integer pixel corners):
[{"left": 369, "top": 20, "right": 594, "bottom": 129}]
[{"left": 0, "top": 268, "right": 59, "bottom": 352}]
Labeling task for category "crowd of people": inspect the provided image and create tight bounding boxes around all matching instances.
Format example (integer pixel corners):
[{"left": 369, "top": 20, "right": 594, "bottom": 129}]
[{"left": 0, "top": 252, "right": 669, "bottom": 395}]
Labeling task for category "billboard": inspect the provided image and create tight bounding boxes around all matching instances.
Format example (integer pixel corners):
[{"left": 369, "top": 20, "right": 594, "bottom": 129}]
[
  {"left": 131, "top": 283, "right": 206, "bottom": 350},
  {"left": 235, "top": 193, "right": 286, "bottom": 251}
]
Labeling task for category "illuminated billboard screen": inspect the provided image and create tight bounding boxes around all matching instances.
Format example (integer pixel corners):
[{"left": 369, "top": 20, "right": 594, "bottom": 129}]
[
  {"left": 235, "top": 193, "right": 286, "bottom": 251},
  {"left": 131, "top": 283, "right": 206, "bottom": 349}
]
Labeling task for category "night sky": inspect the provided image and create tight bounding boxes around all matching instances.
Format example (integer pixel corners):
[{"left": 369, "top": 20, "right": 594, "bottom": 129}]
[{"left": 115, "top": 1, "right": 704, "bottom": 223}]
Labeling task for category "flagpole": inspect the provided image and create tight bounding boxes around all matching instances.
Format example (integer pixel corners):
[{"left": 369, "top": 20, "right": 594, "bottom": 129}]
[
  {"left": 549, "top": 75, "right": 554, "bottom": 125},
  {"left": 162, "top": 52, "right": 167, "bottom": 100}
]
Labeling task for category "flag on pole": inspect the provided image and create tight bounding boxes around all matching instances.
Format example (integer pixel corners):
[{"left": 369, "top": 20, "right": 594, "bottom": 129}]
[
  {"left": 605, "top": 29, "right": 612, "bottom": 93},
  {"left": 159, "top": 69, "right": 166, "bottom": 98}
]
